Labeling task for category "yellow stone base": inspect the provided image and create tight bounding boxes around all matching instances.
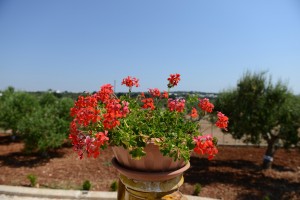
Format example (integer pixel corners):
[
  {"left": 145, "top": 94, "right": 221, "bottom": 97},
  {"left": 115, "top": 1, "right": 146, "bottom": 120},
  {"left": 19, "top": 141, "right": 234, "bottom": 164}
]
[{"left": 117, "top": 174, "right": 187, "bottom": 200}]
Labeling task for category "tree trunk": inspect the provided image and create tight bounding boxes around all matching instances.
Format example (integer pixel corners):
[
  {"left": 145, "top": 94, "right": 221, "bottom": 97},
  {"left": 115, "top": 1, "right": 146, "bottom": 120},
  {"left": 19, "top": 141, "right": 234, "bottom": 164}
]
[
  {"left": 11, "top": 129, "right": 17, "bottom": 141},
  {"left": 262, "top": 138, "right": 278, "bottom": 169}
]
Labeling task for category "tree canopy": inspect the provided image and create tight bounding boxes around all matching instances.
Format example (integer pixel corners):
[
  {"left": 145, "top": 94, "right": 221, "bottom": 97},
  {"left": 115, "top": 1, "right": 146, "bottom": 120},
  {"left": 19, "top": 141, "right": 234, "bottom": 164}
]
[
  {"left": 0, "top": 87, "right": 74, "bottom": 153},
  {"left": 214, "top": 71, "right": 300, "bottom": 168}
]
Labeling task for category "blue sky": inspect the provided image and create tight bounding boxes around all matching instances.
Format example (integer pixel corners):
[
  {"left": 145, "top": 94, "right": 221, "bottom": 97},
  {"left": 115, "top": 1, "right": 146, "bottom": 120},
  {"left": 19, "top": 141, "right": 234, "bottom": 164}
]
[{"left": 0, "top": 0, "right": 300, "bottom": 94}]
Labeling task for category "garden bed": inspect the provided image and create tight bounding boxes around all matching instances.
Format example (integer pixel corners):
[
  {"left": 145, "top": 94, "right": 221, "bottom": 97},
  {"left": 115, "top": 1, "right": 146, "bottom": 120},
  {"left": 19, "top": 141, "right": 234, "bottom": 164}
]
[{"left": 0, "top": 133, "right": 299, "bottom": 200}]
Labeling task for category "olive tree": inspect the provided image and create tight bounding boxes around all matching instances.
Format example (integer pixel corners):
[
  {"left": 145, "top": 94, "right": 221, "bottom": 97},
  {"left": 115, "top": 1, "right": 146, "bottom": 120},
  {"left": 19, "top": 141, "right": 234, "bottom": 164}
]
[
  {"left": 0, "top": 88, "right": 74, "bottom": 153},
  {"left": 18, "top": 93, "right": 74, "bottom": 153},
  {"left": 214, "top": 71, "right": 300, "bottom": 169},
  {"left": 0, "top": 87, "right": 38, "bottom": 136}
]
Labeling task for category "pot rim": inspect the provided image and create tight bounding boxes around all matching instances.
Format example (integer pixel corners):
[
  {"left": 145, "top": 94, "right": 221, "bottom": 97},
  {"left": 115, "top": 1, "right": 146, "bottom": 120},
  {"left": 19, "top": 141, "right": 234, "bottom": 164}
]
[{"left": 111, "top": 157, "right": 190, "bottom": 182}]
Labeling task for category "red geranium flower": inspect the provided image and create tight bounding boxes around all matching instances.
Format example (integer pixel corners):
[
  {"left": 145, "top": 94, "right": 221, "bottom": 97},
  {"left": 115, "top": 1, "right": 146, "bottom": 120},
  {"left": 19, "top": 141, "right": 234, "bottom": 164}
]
[
  {"left": 121, "top": 76, "right": 139, "bottom": 88},
  {"left": 216, "top": 112, "right": 229, "bottom": 130},
  {"left": 167, "top": 73, "right": 181, "bottom": 88},
  {"left": 198, "top": 98, "right": 214, "bottom": 113},
  {"left": 190, "top": 107, "right": 199, "bottom": 118},
  {"left": 149, "top": 88, "right": 161, "bottom": 97}
]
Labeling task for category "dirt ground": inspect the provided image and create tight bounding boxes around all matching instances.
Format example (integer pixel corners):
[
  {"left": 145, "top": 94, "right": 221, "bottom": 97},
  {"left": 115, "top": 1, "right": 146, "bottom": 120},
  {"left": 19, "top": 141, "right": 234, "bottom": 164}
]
[{"left": 0, "top": 133, "right": 299, "bottom": 200}]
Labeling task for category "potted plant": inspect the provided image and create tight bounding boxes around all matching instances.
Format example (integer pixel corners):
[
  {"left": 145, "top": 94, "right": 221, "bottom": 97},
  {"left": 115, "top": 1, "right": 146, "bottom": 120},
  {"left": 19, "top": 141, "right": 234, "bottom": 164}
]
[
  {"left": 69, "top": 73, "right": 228, "bottom": 198},
  {"left": 69, "top": 73, "right": 228, "bottom": 165}
]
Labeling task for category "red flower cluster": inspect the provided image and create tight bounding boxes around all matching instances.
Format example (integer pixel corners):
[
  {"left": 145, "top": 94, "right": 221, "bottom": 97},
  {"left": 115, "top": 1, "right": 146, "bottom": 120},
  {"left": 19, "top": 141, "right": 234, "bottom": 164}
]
[
  {"left": 85, "top": 131, "right": 109, "bottom": 158},
  {"left": 149, "top": 88, "right": 161, "bottom": 97},
  {"left": 103, "top": 99, "right": 123, "bottom": 129},
  {"left": 69, "top": 83, "right": 130, "bottom": 159},
  {"left": 162, "top": 91, "right": 168, "bottom": 99},
  {"left": 70, "top": 95, "right": 100, "bottom": 127},
  {"left": 216, "top": 112, "right": 229, "bottom": 131},
  {"left": 167, "top": 73, "right": 181, "bottom": 88},
  {"left": 141, "top": 88, "right": 169, "bottom": 110},
  {"left": 189, "top": 107, "right": 199, "bottom": 118},
  {"left": 69, "top": 128, "right": 109, "bottom": 159},
  {"left": 168, "top": 99, "right": 185, "bottom": 112},
  {"left": 121, "top": 76, "right": 139, "bottom": 88},
  {"left": 190, "top": 98, "right": 228, "bottom": 159},
  {"left": 94, "top": 84, "right": 114, "bottom": 103},
  {"left": 193, "top": 134, "right": 218, "bottom": 160},
  {"left": 198, "top": 98, "right": 228, "bottom": 130},
  {"left": 69, "top": 73, "right": 229, "bottom": 161},
  {"left": 199, "top": 98, "right": 214, "bottom": 113},
  {"left": 141, "top": 98, "right": 155, "bottom": 110}
]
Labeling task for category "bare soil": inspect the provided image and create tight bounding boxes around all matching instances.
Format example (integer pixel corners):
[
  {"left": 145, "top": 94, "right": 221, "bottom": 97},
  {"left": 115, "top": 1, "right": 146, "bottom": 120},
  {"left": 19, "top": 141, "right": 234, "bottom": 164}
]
[{"left": 0, "top": 133, "right": 299, "bottom": 200}]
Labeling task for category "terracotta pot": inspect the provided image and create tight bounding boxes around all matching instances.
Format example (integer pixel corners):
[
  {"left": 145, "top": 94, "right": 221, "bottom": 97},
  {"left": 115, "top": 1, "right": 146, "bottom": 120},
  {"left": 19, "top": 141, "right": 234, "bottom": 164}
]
[
  {"left": 112, "top": 141, "right": 186, "bottom": 172},
  {"left": 112, "top": 158, "right": 190, "bottom": 181}
]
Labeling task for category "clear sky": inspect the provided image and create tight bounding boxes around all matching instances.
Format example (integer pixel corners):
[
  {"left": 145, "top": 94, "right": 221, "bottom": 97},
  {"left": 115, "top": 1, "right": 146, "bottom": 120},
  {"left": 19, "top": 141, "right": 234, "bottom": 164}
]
[{"left": 0, "top": 0, "right": 299, "bottom": 94}]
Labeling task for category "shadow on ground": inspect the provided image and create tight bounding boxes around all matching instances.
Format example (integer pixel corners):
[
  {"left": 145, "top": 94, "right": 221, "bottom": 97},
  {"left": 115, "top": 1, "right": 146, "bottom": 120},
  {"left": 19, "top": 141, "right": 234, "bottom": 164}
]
[
  {"left": 0, "top": 135, "right": 66, "bottom": 168},
  {"left": 185, "top": 157, "right": 300, "bottom": 200}
]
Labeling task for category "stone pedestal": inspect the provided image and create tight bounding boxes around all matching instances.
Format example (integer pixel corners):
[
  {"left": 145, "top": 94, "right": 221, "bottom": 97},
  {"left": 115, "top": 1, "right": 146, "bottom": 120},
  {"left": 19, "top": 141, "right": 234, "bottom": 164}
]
[{"left": 112, "top": 158, "right": 189, "bottom": 200}]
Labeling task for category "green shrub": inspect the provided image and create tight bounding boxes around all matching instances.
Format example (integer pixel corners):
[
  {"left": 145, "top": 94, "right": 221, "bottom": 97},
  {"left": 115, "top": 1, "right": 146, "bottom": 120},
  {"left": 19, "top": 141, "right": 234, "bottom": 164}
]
[
  {"left": 110, "top": 180, "right": 118, "bottom": 191},
  {"left": 193, "top": 183, "right": 201, "bottom": 196},
  {"left": 82, "top": 180, "right": 91, "bottom": 191},
  {"left": 0, "top": 88, "right": 38, "bottom": 135},
  {"left": 27, "top": 174, "right": 37, "bottom": 187},
  {"left": 0, "top": 88, "right": 74, "bottom": 154},
  {"left": 18, "top": 95, "right": 73, "bottom": 153}
]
